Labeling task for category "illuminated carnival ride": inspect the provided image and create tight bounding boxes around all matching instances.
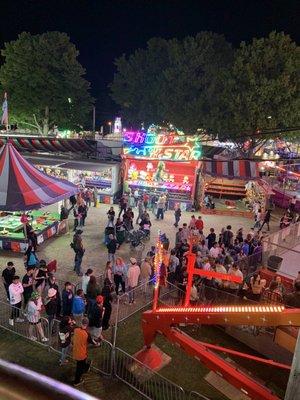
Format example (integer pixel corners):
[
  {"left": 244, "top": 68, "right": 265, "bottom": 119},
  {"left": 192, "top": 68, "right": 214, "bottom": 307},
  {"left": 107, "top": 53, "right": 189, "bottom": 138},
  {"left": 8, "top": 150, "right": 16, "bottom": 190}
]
[{"left": 140, "top": 235, "right": 300, "bottom": 400}]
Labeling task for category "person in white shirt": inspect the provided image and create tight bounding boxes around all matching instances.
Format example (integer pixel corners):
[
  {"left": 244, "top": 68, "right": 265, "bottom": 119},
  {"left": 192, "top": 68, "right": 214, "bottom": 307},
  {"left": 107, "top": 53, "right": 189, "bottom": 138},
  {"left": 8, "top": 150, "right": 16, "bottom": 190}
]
[
  {"left": 214, "top": 261, "right": 227, "bottom": 288},
  {"left": 9, "top": 275, "right": 24, "bottom": 325},
  {"left": 127, "top": 258, "right": 140, "bottom": 304},
  {"left": 209, "top": 242, "right": 220, "bottom": 259},
  {"left": 227, "top": 265, "right": 243, "bottom": 292},
  {"left": 27, "top": 291, "right": 48, "bottom": 342},
  {"left": 81, "top": 268, "right": 93, "bottom": 295}
]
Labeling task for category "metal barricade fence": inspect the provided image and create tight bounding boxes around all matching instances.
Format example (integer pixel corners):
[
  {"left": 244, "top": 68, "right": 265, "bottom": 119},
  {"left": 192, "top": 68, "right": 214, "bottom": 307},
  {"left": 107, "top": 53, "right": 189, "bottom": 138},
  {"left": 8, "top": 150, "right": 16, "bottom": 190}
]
[
  {"left": 0, "top": 299, "right": 50, "bottom": 345},
  {"left": 113, "top": 346, "right": 185, "bottom": 400},
  {"left": 48, "top": 318, "right": 112, "bottom": 377},
  {"left": 188, "top": 391, "right": 211, "bottom": 400}
]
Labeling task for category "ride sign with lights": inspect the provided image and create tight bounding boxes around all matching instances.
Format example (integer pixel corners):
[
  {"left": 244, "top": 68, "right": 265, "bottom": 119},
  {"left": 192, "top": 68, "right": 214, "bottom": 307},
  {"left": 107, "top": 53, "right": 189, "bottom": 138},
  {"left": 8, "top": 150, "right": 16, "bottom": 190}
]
[{"left": 123, "top": 128, "right": 202, "bottom": 161}]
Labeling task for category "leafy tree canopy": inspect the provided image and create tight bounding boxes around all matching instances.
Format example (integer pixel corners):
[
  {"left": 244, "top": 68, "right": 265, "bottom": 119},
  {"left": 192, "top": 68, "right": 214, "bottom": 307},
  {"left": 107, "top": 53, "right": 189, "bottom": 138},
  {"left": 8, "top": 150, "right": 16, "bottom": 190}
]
[
  {"left": 110, "top": 31, "right": 300, "bottom": 144},
  {"left": 0, "top": 31, "right": 94, "bottom": 134}
]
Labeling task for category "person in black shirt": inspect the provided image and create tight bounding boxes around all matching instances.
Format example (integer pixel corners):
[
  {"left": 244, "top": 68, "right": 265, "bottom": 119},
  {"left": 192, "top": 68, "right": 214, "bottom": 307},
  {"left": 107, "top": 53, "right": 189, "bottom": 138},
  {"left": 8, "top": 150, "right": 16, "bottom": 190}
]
[
  {"left": 101, "top": 278, "right": 113, "bottom": 330},
  {"left": 106, "top": 234, "right": 118, "bottom": 264},
  {"left": 1, "top": 261, "right": 16, "bottom": 300},
  {"left": 59, "top": 316, "right": 74, "bottom": 365},
  {"left": 22, "top": 267, "right": 35, "bottom": 305},
  {"left": 206, "top": 228, "right": 216, "bottom": 250}
]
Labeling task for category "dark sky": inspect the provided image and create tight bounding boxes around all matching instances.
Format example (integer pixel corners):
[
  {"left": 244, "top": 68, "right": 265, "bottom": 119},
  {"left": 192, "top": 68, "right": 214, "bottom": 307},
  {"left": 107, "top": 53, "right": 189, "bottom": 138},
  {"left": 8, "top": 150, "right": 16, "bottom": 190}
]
[{"left": 0, "top": 0, "right": 299, "bottom": 125}]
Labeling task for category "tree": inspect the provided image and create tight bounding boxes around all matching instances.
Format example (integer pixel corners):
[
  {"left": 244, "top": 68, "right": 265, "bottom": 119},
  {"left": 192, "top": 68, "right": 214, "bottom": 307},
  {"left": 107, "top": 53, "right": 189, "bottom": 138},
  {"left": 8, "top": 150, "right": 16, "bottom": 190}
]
[
  {"left": 220, "top": 31, "right": 300, "bottom": 155},
  {"left": 110, "top": 37, "right": 172, "bottom": 127},
  {"left": 110, "top": 33, "right": 233, "bottom": 132},
  {"left": 0, "top": 31, "right": 94, "bottom": 134}
]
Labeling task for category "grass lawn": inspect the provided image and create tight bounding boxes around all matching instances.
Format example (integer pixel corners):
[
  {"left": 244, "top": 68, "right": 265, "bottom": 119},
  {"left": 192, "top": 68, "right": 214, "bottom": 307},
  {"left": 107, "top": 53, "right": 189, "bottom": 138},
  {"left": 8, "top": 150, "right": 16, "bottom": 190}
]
[
  {"left": 114, "top": 311, "right": 288, "bottom": 400},
  {"left": 0, "top": 328, "right": 143, "bottom": 400}
]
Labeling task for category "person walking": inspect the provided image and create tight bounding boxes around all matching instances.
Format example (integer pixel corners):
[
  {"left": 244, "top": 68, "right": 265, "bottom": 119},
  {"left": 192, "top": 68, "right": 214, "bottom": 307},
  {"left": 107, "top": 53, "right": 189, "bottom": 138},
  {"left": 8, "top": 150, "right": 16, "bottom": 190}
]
[
  {"left": 259, "top": 209, "right": 271, "bottom": 232},
  {"left": 26, "top": 291, "right": 48, "bottom": 342},
  {"left": 118, "top": 195, "right": 127, "bottom": 217},
  {"left": 73, "top": 317, "right": 93, "bottom": 386},
  {"left": 72, "top": 289, "right": 86, "bottom": 326},
  {"left": 2, "top": 261, "right": 16, "bottom": 300},
  {"left": 8, "top": 276, "right": 24, "bottom": 326},
  {"left": 174, "top": 206, "right": 181, "bottom": 227},
  {"left": 72, "top": 230, "right": 85, "bottom": 276},
  {"left": 58, "top": 316, "right": 74, "bottom": 366},
  {"left": 34, "top": 260, "right": 48, "bottom": 294},
  {"left": 127, "top": 258, "right": 140, "bottom": 304}
]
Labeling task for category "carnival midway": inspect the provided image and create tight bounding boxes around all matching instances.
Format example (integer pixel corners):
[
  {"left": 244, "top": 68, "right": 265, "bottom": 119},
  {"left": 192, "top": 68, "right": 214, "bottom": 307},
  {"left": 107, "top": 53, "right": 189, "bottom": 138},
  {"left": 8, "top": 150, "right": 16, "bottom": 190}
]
[{"left": 0, "top": 9, "right": 299, "bottom": 400}]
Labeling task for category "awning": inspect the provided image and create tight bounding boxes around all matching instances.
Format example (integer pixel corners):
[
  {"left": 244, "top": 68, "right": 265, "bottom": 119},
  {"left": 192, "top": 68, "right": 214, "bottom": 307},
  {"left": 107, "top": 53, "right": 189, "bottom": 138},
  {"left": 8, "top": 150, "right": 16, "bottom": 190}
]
[{"left": 203, "top": 160, "right": 259, "bottom": 180}]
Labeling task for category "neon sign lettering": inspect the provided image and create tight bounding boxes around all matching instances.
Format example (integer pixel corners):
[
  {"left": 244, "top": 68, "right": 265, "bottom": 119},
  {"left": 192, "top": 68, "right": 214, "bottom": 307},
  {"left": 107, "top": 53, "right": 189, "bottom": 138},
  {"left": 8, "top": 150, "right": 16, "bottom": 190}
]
[{"left": 123, "top": 130, "right": 202, "bottom": 161}]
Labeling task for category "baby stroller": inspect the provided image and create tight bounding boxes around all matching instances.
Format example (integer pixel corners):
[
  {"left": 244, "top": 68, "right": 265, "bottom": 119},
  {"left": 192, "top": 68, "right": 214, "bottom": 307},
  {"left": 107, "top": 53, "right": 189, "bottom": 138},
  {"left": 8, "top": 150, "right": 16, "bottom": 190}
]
[{"left": 128, "top": 230, "right": 146, "bottom": 251}]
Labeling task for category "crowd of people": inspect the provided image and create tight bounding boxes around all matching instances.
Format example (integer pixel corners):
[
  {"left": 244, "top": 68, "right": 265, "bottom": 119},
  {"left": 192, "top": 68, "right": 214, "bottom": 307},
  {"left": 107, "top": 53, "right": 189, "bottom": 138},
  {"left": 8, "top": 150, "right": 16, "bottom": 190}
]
[{"left": 1, "top": 188, "right": 300, "bottom": 387}]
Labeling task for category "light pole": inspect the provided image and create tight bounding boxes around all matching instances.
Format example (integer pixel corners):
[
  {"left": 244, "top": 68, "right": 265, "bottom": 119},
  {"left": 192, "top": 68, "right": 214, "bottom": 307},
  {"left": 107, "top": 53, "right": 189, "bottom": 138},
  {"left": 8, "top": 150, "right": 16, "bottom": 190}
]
[
  {"left": 92, "top": 106, "right": 96, "bottom": 132},
  {"left": 108, "top": 121, "right": 112, "bottom": 134}
]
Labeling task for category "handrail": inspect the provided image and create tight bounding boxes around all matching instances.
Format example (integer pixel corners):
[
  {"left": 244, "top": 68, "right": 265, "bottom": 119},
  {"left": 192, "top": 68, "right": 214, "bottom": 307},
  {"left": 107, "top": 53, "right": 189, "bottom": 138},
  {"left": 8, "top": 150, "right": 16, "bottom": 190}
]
[{"left": 0, "top": 358, "right": 99, "bottom": 400}]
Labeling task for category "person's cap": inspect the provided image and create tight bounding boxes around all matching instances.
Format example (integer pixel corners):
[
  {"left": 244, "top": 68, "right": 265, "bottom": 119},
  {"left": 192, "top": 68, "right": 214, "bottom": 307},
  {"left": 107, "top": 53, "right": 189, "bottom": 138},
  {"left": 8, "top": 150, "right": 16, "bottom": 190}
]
[
  {"left": 31, "top": 291, "right": 40, "bottom": 300},
  {"left": 76, "top": 229, "right": 83, "bottom": 234},
  {"left": 96, "top": 295, "right": 104, "bottom": 304},
  {"left": 130, "top": 257, "right": 137, "bottom": 264},
  {"left": 47, "top": 288, "right": 57, "bottom": 298}
]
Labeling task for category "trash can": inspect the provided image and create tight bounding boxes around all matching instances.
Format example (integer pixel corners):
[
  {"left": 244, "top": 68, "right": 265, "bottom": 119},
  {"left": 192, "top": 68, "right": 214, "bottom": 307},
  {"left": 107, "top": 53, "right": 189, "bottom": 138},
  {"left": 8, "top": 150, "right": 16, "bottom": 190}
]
[{"left": 267, "top": 255, "right": 283, "bottom": 272}]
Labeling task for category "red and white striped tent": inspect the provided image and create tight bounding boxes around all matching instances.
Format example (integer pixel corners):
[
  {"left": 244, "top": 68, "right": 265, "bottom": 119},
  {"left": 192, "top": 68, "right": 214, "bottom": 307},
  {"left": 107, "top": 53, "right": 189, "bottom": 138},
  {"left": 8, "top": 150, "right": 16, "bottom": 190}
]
[
  {"left": 202, "top": 160, "right": 259, "bottom": 180},
  {"left": 0, "top": 143, "right": 78, "bottom": 211}
]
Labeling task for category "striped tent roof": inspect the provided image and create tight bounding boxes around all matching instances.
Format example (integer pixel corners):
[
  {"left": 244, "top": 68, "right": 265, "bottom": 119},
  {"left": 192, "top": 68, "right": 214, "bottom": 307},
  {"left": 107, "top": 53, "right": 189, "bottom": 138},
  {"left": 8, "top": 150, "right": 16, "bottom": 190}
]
[
  {"left": 0, "top": 143, "right": 78, "bottom": 211},
  {"left": 203, "top": 160, "right": 259, "bottom": 180}
]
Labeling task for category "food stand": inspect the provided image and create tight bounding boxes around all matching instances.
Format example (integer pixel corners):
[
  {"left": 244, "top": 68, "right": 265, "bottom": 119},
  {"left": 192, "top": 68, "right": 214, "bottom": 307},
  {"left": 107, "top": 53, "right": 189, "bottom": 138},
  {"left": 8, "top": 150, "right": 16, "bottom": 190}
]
[
  {"left": 26, "top": 156, "right": 120, "bottom": 205},
  {"left": 122, "top": 125, "right": 202, "bottom": 211},
  {"left": 0, "top": 143, "right": 78, "bottom": 252}
]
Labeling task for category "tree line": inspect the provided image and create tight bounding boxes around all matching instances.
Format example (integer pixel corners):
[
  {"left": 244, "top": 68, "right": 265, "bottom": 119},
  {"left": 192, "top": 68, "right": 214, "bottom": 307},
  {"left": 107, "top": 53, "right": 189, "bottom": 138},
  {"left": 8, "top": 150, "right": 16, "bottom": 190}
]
[
  {"left": 0, "top": 30, "right": 299, "bottom": 140},
  {"left": 110, "top": 31, "right": 300, "bottom": 143}
]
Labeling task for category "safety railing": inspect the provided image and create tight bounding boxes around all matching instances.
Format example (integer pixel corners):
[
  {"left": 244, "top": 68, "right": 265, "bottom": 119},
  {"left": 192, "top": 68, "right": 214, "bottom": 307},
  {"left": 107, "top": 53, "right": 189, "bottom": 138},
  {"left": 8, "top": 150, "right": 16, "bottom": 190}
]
[
  {"left": 113, "top": 346, "right": 186, "bottom": 400},
  {"left": 0, "top": 299, "right": 50, "bottom": 345},
  {"left": 48, "top": 318, "right": 113, "bottom": 377},
  {"left": 188, "top": 391, "right": 211, "bottom": 400}
]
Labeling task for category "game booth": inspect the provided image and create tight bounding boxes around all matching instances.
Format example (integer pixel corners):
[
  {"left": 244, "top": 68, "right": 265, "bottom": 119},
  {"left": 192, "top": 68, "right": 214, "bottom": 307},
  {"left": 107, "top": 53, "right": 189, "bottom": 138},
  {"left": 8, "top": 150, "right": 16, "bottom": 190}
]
[
  {"left": 198, "top": 160, "right": 271, "bottom": 218},
  {"left": 26, "top": 156, "right": 120, "bottom": 205},
  {"left": 0, "top": 143, "right": 78, "bottom": 252},
  {"left": 122, "top": 125, "right": 202, "bottom": 211}
]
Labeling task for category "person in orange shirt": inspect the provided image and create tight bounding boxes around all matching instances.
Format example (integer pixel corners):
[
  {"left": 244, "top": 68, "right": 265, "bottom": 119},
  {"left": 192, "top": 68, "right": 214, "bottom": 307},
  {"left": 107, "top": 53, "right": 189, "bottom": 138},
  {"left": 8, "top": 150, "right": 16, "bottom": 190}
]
[{"left": 73, "top": 317, "right": 93, "bottom": 386}]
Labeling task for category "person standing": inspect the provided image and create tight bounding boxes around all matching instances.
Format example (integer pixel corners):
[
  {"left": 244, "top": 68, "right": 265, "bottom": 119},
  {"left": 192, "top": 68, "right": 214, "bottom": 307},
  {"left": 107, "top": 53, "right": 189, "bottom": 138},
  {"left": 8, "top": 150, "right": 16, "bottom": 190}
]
[
  {"left": 118, "top": 195, "right": 127, "bottom": 217},
  {"left": 195, "top": 216, "right": 204, "bottom": 232},
  {"left": 289, "top": 195, "right": 297, "bottom": 213},
  {"left": 143, "top": 192, "right": 149, "bottom": 210},
  {"left": 206, "top": 228, "right": 216, "bottom": 250},
  {"left": 78, "top": 203, "right": 87, "bottom": 227},
  {"left": 136, "top": 199, "right": 144, "bottom": 224},
  {"left": 156, "top": 196, "right": 165, "bottom": 220},
  {"left": 106, "top": 234, "right": 118, "bottom": 264},
  {"left": 113, "top": 257, "right": 126, "bottom": 296},
  {"left": 92, "top": 187, "right": 98, "bottom": 207},
  {"left": 174, "top": 206, "right": 181, "bottom": 227},
  {"left": 133, "top": 189, "right": 140, "bottom": 207},
  {"left": 73, "top": 317, "right": 93, "bottom": 386},
  {"left": 62, "top": 282, "right": 74, "bottom": 317},
  {"left": 101, "top": 278, "right": 113, "bottom": 330},
  {"left": 88, "top": 295, "right": 104, "bottom": 343},
  {"left": 72, "top": 289, "right": 86, "bottom": 326},
  {"left": 140, "top": 257, "right": 152, "bottom": 294},
  {"left": 82, "top": 268, "right": 93, "bottom": 295},
  {"left": 45, "top": 288, "right": 59, "bottom": 332},
  {"left": 58, "top": 316, "right": 74, "bottom": 366},
  {"left": 9, "top": 276, "right": 24, "bottom": 326},
  {"left": 72, "top": 230, "right": 85, "bottom": 276},
  {"left": 27, "top": 291, "right": 48, "bottom": 342},
  {"left": 2, "top": 261, "right": 16, "bottom": 300},
  {"left": 127, "top": 258, "right": 140, "bottom": 304},
  {"left": 22, "top": 267, "right": 35, "bottom": 306}
]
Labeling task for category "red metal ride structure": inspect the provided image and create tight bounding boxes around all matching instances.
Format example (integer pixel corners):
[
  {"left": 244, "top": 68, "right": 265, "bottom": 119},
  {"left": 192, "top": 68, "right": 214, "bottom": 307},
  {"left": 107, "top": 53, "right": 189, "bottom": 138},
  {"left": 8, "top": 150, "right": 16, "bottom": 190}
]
[{"left": 141, "top": 235, "right": 300, "bottom": 400}]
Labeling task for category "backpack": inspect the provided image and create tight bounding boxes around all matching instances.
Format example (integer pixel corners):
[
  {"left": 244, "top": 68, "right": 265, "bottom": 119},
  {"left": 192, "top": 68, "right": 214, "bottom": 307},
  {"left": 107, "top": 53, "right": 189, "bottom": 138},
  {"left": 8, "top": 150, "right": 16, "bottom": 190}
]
[{"left": 28, "top": 252, "right": 38, "bottom": 266}]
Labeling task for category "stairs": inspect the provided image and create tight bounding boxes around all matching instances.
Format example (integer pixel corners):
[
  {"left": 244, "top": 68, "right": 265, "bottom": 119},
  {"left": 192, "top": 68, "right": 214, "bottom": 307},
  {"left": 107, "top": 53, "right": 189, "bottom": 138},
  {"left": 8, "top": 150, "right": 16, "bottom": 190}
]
[{"left": 205, "top": 179, "right": 246, "bottom": 197}]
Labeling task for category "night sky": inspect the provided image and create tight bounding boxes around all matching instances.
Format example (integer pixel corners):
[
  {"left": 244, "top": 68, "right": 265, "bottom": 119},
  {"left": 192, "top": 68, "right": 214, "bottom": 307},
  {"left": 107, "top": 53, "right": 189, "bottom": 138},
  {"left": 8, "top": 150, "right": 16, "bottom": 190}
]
[{"left": 1, "top": 0, "right": 299, "bottom": 125}]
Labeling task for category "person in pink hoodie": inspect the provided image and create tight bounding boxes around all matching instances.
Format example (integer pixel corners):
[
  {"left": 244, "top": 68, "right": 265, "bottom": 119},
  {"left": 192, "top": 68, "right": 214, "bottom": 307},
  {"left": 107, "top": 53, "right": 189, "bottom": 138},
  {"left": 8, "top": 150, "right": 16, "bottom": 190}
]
[
  {"left": 127, "top": 258, "right": 140, "bottom": 304},
  {"left": 9, "top": 275, "right": 24, "bottom": 325}
]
